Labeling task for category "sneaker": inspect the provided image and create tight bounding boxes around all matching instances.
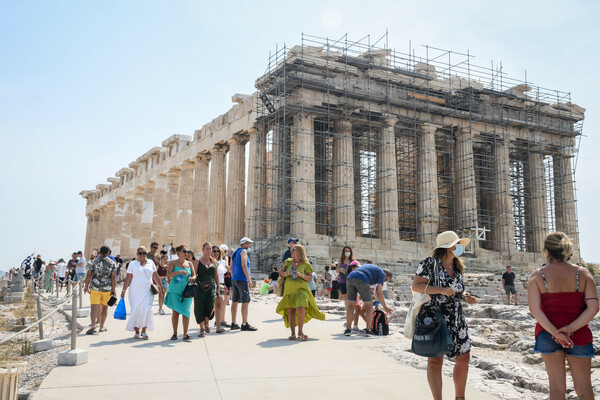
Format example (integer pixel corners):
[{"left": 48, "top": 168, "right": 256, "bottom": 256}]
[
  {"left": 241, "top": 323, "right": 257, "bottom": 331},
  {"left": 158, "top": 309, "right": 165, "bottom": 315},
  {"left": 220, "top": 321, "right": 231, "bottom": 328},
  {"left": 363, "top": 329, "right": 374, "bottom": 336},
  {"left": 352, "top": 326, "right": 359, "bottom": 332},
  {"left": 230, "top": 323, "right": 241, "bottom": 330},
  {"left": 344, "top": 328, "right": 352, "bottom": 336}
]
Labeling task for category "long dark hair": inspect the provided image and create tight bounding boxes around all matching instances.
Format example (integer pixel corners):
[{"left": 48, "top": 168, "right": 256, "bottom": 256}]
[
  {"left": 338, "top": 246, "right": 355, "bottom": 266},
  {"left": 432, "top": 247, "right": 465, "bottom": 274}
]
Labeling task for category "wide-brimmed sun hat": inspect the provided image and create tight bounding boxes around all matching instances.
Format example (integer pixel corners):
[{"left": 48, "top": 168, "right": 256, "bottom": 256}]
[{"left": 434, "top": 231, "right": 470, "bottom": 250}]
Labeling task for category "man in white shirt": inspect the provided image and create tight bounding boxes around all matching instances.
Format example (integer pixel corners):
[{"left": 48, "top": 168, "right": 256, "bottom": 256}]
[
  {"left": 55, "top": 258, "right": 67, "bottom": 292},
  {"left": 74, "top": 250, "right": 87, "bottom": 287}
]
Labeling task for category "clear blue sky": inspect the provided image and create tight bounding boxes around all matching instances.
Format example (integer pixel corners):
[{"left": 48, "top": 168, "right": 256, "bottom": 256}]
[{"left": 1, "top": 0, "right": 599, "bottom": 269}]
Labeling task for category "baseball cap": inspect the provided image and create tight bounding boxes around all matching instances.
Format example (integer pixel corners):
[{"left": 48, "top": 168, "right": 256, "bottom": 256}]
[
  {"left": 287, "top": 237, "right": 299, "bottom": 244},
  {"left": 240, "top": 237, "right": 254, "bottom": 245}
]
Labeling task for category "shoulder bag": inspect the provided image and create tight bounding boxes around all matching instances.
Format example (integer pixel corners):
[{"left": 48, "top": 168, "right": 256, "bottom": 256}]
[
  {"left": 404, "top": 258, "right": 436, "bottom": 339},
  {"left": 141, "top": 264, "right": 159, "bottom": 295},
  {"left": 410, "top": 259, "right": 454, "bottom": 357}
]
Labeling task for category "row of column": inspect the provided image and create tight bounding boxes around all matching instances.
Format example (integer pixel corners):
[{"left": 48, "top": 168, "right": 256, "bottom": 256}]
[{"left": 84, "top": 133, "right": 251, "bottom": 258}]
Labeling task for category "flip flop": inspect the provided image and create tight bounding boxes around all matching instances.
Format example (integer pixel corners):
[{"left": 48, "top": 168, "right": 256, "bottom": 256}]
[
  {"left": 288, "top": 335, "right": 296, "bottom": 340},
  {"left": 216, "top": 328, "right": 225, "bottom": 334},
  {"left": 299, "top": 334, "right": 308, "bottom": 341},
  {"left": 183, "top": 334, "right": 192, "bottom": 341},
  {"left": 86, "top": 327, "right": 97, "bottom": 335},
  {"left": 99, "top": 327, "right": 107, "bottom": 332},
  {"left": 170, "top": 334, "right": 178, "bottom": 340}
]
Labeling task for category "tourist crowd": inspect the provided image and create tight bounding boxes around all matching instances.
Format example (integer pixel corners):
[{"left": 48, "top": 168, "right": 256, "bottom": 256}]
[{"left": 12, "top": 229, "right": 597, "bottom": 400}]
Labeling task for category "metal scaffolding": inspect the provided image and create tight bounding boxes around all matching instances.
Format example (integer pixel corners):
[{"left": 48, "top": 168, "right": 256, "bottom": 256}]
[{"left": 249, "top": 32, "right": 583, "bottom": 269}]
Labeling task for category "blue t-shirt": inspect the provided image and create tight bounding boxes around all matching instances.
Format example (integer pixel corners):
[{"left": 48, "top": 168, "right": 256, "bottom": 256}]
[
  {"left": 232, "top": 248, "right": 250, "bottom": 282},
  {"left": 308, "top": 272, "right": 318, "bottom": 291},
  {"left": 347, "top": 264, "right": 385, "bottom": 285}
]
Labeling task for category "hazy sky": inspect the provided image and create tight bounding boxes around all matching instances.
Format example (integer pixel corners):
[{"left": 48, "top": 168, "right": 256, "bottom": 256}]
[{"left": 1, "top": 0, "right": 598, "bottom": 270}]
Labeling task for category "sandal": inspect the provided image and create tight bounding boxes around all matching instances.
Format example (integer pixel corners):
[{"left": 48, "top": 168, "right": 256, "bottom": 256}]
[
  {"left": 288, "top": 335, "right": 296, "bottom": 340},
  {"left": 133, "top": 333, "right": 140, "bottom": 339},
  {"left": 299, "top": 334, "right": 308, "bottom": 341},
  {"left": 183, "top": 334, "right": 192, "bottom": 341},
  {"left": 205, "top": 326, "right": 210, "bottom": 334},
  {"left": 99, "top": 327, "right": 107, "bottom": 332},
  {"left": 198, "top": 331, "right": 205, "bottom": 337},
  {"left": 86, "top": 327, "right": 97, "bottom": 335},
  {"left": 170, "top": 334, "right": 178, "bottom": 340},
  {"left": 141, "top": 332, "right": 149, "bottom": 340},
  {"left": 216, "top": 328, "right": 225, "bottom": 334}
]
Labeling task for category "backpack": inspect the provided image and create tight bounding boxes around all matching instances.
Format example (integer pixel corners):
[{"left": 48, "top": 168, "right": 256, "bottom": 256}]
[{"left": 372, "top": 309, "right": 389, "bottom": 335}]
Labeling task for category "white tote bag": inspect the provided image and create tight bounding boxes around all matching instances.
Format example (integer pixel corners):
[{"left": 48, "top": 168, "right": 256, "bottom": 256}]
[{"left": 403, "top": 260, "right": 440, "bottom": 339}]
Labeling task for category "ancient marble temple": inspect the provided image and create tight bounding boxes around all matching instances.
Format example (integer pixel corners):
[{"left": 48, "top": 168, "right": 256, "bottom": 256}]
[{"left": 81, "top": 36, "right": 584, "bottom": 272}]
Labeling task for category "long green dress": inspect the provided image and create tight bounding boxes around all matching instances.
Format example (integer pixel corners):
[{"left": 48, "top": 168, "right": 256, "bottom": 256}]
[
  {"left": 164, "top": 266, "right": 193, "bottom": 318},
  {"left": 193, "top": 261, "right": 216, "bottom": 324},
  {"left": 276, "top": 260, "right": 325, "bottom": 327},
  {"left": 44, "top": 266, "right": 54, "bottom": 292}
]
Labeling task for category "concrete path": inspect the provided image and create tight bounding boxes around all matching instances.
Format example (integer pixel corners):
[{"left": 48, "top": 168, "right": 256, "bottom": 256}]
[{"left": 34, "top": 294, "right": 498, "bottom": 400}]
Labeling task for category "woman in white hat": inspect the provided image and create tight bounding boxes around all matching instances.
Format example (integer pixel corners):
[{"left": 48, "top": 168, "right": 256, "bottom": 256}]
[{"left": 411, "top": 231, "right": 477, "bottom": 400}]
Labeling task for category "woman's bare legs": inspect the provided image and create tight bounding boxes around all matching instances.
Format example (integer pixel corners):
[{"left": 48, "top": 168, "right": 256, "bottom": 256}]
[
  {"left": 288, "top": 308, "right": 296, "bottom": 337},
  {"left": 453, "top": 352, "right": 470, "bottom": 399},
  {"left": 542, "top": 352, "right": 567, "bottom": 399},
  {"left": 427, "top": 356, "right": 443, "bottom": 400},
  {"left": 171, "top": 311, "right": 179, "bottom": 335},
  {"left": 566, "top": 354, "right": 594, "bottom": 399},
  {"left": 297, "top": 307, "right": 306, "bottom": 337},
  {"left": 182, "top": 316, "right": 189, "bottom": 336}
]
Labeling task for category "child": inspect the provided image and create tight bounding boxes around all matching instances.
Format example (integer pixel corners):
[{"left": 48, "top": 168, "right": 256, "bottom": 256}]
[{"left": 260, "top": 278, "right": 273, "bottom": 295}]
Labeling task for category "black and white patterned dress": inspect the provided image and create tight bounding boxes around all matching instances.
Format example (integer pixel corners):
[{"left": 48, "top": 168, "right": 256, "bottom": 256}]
[{"left": 415, "top": 257, "right": 471, "bottom": 358}]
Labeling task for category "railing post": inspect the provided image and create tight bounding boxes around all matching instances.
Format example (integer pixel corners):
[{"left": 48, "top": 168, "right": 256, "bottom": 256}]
[
  {"left": 78, "top": 279, "right": 83, "bottom": 309},
  {"left": 36, "top": 294, "right": 44, "bottom": 340},
  {"left": 71, "top": 283, "right": 77, "bottom": 350}
]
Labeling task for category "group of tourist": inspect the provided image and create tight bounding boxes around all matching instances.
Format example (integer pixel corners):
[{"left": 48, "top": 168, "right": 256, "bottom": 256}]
[{"left": 16, "top": 227, "right": 596, "bottom": 399}]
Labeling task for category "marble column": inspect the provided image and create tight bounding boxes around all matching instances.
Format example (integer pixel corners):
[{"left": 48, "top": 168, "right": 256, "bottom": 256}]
[
  {"left": 120, "top": 192, "right": 134, "bottom": 259},
  {"left": 103, "top": 202, "right": 116, "bottom": 249},
  {"left": 333, "top": 119, "right": 355, "bottom": 241},
  {"left": 376, "top": 118, "right": 400, "bottom": 240},
  {"left": 417, "top": 123, "right": 440, "bottom": 245},
  {"left": 164, "top": 168, "right": 181, "bottom": 246},
  {"left": 526, "top": 152, "right": 548, "bottom": 253},
  {"left": 84, "top": 214, "right": 93, "bottom": 259},
  {"left": 140, "top": 182, "right": 155, "bottom": 249},
  {"left": 245, "top": 127, "right": 265, "bottom": 238},
  {"left": 191, "top": 152, "right": 211, "bottom": 250},
  {"left": 151, "top": 174, "right": 167, "bottom": 246},
  {"left": 291, "top": 113, "right": 316, "bottom": 236},
  {"left": 129, "top": 186, "right": 144, "bottom": 253},
  {"left": 225, "top": 133, "right": 248, "bottom": 246},
  {"left": 454, "top": 128, "right": 478, "bottom": 231},
  {"left": 553, "top": 155, "right": 580, "bottom": 261},
  {"left": 494, "top": 140, "right": 516, "bottom": 255},
  {"left": 112, "top": 197, "right": 125, "bottom": 256},
  {"left": 91, "top": 210, "right": 100, "bottom": 252},
  {"left": 208, "top": 143, "right": 228, "bottom": 245},
  {"left": 176, "top": 160, "right": 195, "bottom": 248}
]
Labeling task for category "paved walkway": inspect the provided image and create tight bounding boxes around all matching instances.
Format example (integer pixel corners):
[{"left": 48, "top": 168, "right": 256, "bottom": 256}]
[{"left": 34, "top": 294, "right": 498, "bottom": 400}]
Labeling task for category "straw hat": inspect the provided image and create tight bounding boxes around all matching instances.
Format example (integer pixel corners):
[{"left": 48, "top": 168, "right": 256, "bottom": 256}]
[{"left": 434, "top": 231, "right": 470, "bottom": 249}]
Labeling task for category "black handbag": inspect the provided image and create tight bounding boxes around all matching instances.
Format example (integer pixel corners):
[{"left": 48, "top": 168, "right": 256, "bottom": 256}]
[
  {"left": 182, "top": 283, "right": 196, "bottom": 301},
  {"left": 411, "top": 311, "right": 454, "bottom": 357},
  {"left": 197, "top": 279, "right": 213, "bottom": 291}
]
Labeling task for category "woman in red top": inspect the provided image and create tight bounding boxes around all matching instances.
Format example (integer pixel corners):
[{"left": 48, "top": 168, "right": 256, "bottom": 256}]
[{"left": 528, "top": 232, "right": 598, "bottom": 399}]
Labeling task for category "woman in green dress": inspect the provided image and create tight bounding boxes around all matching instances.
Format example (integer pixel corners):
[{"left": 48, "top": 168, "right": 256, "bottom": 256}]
[
  {"left": 193, "top": 243, "right": 222, "bottom": 336},
  {"left": 276, "top": 244, "right": 325, "bottom": 341},
  {"left": 44, "top": 261, "right": 55, "bottom": 292},
  {"left": 164, "top": 244, "right": 196, "bottom": 341}
]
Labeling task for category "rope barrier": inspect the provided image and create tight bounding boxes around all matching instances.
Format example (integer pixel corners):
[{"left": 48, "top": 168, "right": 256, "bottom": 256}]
[{"left": 0, "top": 279, "right": 83, "bottom": 346}]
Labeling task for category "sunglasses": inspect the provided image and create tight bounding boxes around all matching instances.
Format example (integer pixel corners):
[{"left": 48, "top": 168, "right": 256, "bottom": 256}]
[
  {"left": 212, "top": 249, "right": 220, "bottom": 252},
  {"left": 151, "top": 247, "right": 158, "bottom": 250},
  {"left": 137, "top": 252, "right": 147, "bottom": 255}
]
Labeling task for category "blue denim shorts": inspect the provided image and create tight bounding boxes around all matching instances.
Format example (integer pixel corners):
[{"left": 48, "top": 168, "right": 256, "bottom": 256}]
[{"left": 534, "top": 330, "right": 594, "bottom": 358}]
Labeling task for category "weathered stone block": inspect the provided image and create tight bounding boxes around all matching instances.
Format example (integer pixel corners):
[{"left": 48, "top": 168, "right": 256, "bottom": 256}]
[
  {"left": 63, "top": 304, "right": 72, "bottom": 311},
  {"left": 76, "top": 309, "right": 89, "bottom": 318},
  {"left": 58, "top": 349, "right": 88, "bottom": 366},
  {"left": 33, "top": 339, "right": 53, "bottom": 352}
]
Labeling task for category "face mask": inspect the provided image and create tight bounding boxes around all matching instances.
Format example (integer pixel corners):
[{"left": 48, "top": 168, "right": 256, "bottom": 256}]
[
  {"left": 245, "top": 248, "right": 252, "bottom": 254},
  {"left": 452, "top": 244, "right": 464, "bottom": 258},
  {"left": 344, "top": 252, "right": 351, "bottom": 258}
]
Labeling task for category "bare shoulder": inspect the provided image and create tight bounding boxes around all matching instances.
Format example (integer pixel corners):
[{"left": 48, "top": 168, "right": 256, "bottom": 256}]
[{"left": 528, "top": 268, "right": 542, "bottom": 283}]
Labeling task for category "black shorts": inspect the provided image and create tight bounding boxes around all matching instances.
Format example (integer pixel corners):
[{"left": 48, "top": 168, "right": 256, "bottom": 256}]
[
  {"left": 231, "top": 280, "right": 251, "bottom": 303},
  {"left": 339, "top": 282, "right": 347, "bottom": 295}
]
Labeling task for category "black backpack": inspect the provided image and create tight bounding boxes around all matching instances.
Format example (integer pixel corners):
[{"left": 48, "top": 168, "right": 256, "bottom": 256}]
[{"left": 372, "top": 309, "right": 389, "bottom": 335}]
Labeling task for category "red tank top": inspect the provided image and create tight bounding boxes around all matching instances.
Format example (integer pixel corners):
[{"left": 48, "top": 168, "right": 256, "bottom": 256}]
[{"left": 534, "top": 267, "right": 593, "bottom": 346}]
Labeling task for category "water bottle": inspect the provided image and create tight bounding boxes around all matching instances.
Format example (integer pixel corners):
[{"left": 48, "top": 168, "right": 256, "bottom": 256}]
[
  {"left": 175, "top": 274, "right": 183, "bottom": 283},
  {"left": 378, "top": 323, "right": 383, "bottom": 336},
  {"left": 291, "top": 266, "right": 297, "bottom": 280}
]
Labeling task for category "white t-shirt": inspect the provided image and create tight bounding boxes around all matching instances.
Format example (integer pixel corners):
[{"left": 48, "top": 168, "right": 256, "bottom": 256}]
[
  {"left": 217, "top": 260, "right": 228, "bottom": 284},
  {"left": 56, "top": 262, "right": 67, "bottom": 278},
  {"left": 76, "top": 256, "right": 86, "bottom": 274}
]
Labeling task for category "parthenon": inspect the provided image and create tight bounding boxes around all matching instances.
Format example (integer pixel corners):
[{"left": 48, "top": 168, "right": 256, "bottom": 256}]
[{"left": 81, "top": 34, "right": 584, "bottom": 272}]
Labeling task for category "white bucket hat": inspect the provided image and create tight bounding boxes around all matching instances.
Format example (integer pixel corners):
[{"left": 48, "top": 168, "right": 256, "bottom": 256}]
[
  {"left": 240, "top": 237, "right": 254, "bottom": 245},
  {"left": 434, "top": 231, "right": 470, "bottom": 249}
]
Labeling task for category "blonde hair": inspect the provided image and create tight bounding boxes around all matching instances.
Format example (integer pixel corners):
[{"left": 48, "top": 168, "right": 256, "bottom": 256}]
[
  {"left": 291, "top": 244, "right": 310, "bottom": 265},
  {"left": 544, "top": 231, "right": 573, "bottom": 262},
  {"left": 432, "top": 247, "right": 465, "bottom": 274}
]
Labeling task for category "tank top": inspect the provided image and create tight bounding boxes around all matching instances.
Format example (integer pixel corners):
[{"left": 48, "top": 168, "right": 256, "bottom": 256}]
[{"left": 534, "top": 267, "right": 593, "bottom": 345}]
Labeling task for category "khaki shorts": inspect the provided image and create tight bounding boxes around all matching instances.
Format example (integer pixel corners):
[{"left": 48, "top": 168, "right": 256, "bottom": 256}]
[{"left": 90, "top": 290, "right": 111, "bottom": 306}]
